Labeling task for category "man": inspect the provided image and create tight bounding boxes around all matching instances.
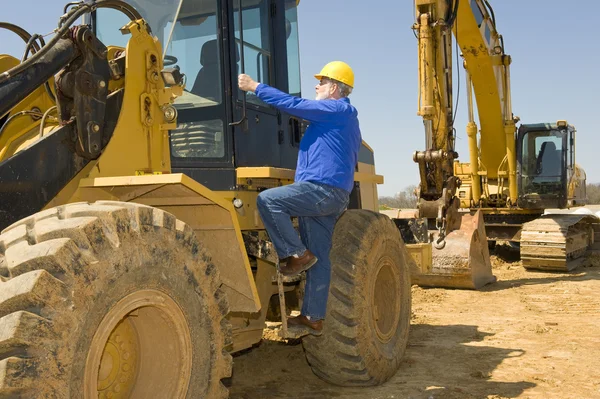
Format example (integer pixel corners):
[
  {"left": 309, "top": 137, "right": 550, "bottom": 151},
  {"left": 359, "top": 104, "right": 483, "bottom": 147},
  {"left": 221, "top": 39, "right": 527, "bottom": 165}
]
[{"left": 238, "top": 61, "right": 361, "bottom": 336}]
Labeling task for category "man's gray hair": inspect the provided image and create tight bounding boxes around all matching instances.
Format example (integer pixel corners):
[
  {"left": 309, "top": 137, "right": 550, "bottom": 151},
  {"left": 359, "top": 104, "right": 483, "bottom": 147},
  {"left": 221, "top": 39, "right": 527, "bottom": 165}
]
[{"left": 334, "top": 80, "right": 353, "bottom": 97}]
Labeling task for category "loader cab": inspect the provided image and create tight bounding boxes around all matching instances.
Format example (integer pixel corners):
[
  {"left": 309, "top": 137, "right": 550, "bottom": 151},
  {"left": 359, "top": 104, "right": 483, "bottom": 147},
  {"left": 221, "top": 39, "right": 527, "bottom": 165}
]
[
  {"left": 516, "top": 121, "right": 575, "bottom": 209},
  {"left": 92, "top": 0, "right": 303, "bottom": 190}
]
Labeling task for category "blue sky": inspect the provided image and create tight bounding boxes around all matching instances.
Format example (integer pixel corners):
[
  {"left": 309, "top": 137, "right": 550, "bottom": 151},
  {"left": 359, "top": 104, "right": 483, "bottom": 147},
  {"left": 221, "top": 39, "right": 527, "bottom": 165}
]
[{"left": 2, "top": 1, "right": 599, "bottom": 196}]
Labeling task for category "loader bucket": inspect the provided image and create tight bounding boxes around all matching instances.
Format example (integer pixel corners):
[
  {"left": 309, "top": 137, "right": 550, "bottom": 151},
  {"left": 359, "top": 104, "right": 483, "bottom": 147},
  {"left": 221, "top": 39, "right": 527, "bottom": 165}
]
[{"left": 407, "top": 210, "right": 496, "bottom": 289}]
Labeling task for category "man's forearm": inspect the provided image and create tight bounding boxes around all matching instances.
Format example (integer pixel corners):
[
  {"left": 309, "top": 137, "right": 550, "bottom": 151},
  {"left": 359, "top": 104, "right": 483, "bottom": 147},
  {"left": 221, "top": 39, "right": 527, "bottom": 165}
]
[{"left": 255, "top": 83, "right": 338, "bottom": 123}]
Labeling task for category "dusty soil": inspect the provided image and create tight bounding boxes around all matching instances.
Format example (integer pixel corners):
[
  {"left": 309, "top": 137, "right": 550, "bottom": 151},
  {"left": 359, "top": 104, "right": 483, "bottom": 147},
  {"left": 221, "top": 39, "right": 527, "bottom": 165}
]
[{"left": 228, "top": 248, "right": 600, "bottom": 399}]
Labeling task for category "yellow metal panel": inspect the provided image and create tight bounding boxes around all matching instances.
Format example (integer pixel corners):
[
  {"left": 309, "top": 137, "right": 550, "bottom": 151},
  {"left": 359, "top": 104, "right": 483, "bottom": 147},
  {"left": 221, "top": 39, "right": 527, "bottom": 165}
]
[
  {"left": 454, "top": 161, "right": 472, "bottom": 176},
  {"left": 405, "top": 243, "right": 433, "bottom": 274},
  {"left": 356, "top": 162, "right": 380, "bottom": 211},
  {"left": 217, "top": 191, "right": 264, "bottom": 231},
  {"left": 354, "top": 171, "right": 384, "bottom": 185},
  {"left": 230, "top": 259, "right": 279, "bottom": 352},
  {"left": 359, "top": 183, "right": 377, "bottom": 211},
  {"left": 0, "top": 55, "right": 56, "bottom": 162},
  {"left": 237, "top": 167, "right": 295, "bottom": 180},
  {"left": 85, "top": 20, "right": 176, "bottom": 179},
  {"left": 361, "top": 140, "right": 374, "bottom": 153}
]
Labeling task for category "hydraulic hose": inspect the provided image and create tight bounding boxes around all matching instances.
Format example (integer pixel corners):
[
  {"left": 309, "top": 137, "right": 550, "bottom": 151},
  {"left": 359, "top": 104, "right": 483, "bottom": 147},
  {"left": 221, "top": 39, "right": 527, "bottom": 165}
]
[
  {"left": 482, "top": 0, "right": 496, "bottom": 28},
  {"left": 92, "top": 0, "right": 144, "bottom": 22},
  {"left": 0, "top": 38, "right": 78, "bottom": 118},
  {"left": 0, "top": 110, "right": 44, "bottom": 140},
  {"left": 446, "top": 0, "right": 460, "bottom": 28},
  {"left": 0, "top": 0, "right": 143, "bottom": 85},
  {"left": 0, "top": 23, "right": 55, "bottom": 101},
  {"left": 21, "top": 34, "right": 46, "bottom": 61},
  {"left": 0, "top": 23, "right": 41, "bottom": 53}
]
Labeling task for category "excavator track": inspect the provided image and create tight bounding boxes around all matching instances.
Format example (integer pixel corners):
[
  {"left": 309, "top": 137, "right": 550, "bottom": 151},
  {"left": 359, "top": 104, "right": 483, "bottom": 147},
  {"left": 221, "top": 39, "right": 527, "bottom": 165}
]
[{"left": 520, "top": 214, "right": 600, "bottom": 271}]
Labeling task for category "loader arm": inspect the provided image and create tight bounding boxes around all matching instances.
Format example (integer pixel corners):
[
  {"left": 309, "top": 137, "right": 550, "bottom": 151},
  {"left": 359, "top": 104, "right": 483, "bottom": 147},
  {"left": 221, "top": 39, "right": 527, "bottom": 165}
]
[
  {"left": 0, "top": 25, "right": 112, "bottom": 229},
  {"left": 0, "top": 2, "right": 164, "bottom": 230}
]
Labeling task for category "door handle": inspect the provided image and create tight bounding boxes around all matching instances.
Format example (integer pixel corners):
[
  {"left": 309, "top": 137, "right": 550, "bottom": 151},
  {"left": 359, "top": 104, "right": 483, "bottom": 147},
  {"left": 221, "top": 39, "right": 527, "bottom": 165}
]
[{"left": 230, "top": 0, "right": 248, "bottom": 131}]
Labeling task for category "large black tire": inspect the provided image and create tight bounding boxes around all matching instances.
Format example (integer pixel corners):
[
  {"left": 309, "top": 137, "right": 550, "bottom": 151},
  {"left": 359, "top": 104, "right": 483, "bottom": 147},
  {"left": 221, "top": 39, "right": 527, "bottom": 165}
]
[
  {"left": 0, "top": 201, "right": 232, "bottom": 398},
  {"left": 303, "top": 210, "right": 411, "bottom": 386}
]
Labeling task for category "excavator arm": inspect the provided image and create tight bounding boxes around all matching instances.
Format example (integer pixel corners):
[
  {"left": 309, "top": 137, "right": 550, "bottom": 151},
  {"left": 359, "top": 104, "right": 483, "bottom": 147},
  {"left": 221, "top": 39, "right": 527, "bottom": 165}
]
[
  {"left": 414, "top": 0, "right": 517, "bottom": 212},
  {"left": 413, "top": 0, "right": 458, "bottom": 246},
  {"left": 400, "top": 0, "right": 499, "bottom": 289}
]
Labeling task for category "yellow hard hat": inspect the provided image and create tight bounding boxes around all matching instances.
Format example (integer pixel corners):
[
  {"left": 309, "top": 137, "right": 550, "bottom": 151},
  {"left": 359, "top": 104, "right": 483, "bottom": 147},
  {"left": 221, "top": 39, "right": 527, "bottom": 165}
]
[{"left": 314, "top": 61, "right": 354, "bottom": 88}]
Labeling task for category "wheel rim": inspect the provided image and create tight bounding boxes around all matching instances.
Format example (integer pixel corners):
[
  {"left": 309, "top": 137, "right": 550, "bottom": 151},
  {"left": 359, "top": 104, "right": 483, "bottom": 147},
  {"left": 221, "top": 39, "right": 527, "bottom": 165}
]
[
  {"left": 370, "top": 255, "right": 402, "bottom": 343},
  {"left": 96, "top": 318, "right": 138, "bottom": 397},
  {"left": 85, "top": 290, "right": 193, "bottom": 399}
]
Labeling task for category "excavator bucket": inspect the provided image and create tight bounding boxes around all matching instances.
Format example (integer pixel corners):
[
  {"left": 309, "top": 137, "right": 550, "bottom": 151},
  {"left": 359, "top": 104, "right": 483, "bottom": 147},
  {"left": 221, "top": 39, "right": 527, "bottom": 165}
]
[{"left": 402, "top": 210, "right": 496, "bottom": 289}]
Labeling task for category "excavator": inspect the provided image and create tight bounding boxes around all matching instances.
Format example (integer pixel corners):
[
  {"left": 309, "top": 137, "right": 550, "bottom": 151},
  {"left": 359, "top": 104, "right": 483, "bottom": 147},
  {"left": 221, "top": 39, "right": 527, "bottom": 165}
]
[
  {"left": 0, "top": 0, "right": 417, "bottom": 396},
  {"left": 395, "top": 0, "right": 599, "bottom": 290}
]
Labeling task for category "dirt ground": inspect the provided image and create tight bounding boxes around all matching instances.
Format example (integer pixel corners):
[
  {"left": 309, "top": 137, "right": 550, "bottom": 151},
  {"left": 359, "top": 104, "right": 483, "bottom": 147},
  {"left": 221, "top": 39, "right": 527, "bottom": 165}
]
[{"left": 228, "top": 247, "right": 600, "bottom": 399}]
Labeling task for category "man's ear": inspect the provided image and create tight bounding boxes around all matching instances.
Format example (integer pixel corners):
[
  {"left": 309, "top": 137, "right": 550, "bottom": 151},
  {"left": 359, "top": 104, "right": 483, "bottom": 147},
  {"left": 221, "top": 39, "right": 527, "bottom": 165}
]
[{"left": 330, "top": 82, "right": 339, "bottom": 96}]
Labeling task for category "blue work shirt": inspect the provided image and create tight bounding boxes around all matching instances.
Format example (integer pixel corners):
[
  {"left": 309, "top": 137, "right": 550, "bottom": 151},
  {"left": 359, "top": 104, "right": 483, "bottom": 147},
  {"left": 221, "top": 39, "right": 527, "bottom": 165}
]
[{"left": 255, "top": 83, "right": 361, "bottom": 193}]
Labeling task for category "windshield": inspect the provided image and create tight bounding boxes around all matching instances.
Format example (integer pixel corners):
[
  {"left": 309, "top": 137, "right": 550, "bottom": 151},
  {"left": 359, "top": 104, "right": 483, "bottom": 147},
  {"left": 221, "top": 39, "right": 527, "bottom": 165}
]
[
  {"left": 519, "top": 129, "right": 566, "bottom": 201},
  {"left": 521, "top": 130, "right": 564, "bottom": 181},
  {"left": 94, "top": 0, "right": 183, "bottom": 59},
  {"left": 95, "top": 0, "right": 224, "bottom": 110}
]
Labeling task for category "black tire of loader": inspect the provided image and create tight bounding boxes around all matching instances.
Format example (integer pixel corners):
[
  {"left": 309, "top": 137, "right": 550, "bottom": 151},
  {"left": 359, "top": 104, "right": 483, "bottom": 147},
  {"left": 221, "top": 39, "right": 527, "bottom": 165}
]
[
  {"left": 303, "top": 210, "right": 411, "bottom": 386},
  {"left": 0, "top": 201, "right": 232, "bottom": 398}
]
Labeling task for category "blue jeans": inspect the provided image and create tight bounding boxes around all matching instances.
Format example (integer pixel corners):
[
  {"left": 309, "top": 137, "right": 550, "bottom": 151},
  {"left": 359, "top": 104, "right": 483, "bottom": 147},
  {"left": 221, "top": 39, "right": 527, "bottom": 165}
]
[{"left": 256, "top": 181, "right": 350, "bottom": 320}]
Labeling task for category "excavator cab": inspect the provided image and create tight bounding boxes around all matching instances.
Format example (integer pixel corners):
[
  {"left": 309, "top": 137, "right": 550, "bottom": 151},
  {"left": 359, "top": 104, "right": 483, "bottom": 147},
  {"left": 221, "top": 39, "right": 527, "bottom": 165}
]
[{"left": 516, "top": 121, "right": 575, "bottom": 209}]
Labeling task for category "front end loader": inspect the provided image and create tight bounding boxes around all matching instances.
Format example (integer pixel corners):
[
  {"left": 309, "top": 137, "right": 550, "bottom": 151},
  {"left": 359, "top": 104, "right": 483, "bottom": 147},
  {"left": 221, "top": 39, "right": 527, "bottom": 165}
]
[{"left": 0, "top": 0, "right": 413, "bottom": 396}]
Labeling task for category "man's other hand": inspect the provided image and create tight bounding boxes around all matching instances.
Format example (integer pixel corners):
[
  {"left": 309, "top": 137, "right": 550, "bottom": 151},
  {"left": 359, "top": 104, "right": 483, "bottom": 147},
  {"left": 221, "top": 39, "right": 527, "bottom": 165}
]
[{"left": 238, "top": 74, "right": 259, "bottom": 92}]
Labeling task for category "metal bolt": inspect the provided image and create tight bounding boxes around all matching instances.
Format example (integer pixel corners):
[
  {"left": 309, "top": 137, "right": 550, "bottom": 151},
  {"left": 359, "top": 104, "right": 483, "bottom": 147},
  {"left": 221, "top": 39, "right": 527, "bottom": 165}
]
[
  {"left": 163, "top": 106, "right": 177, "bottom": 122},
  {"left": 233, "top": 198, "right": 244, "bottom": 209},
  {"left": 31, "top": 107, "right": 42, "bottom": 121},
  {"left": 92, "top": 124, "right": 100, "bottom": 133},
  {"left": 99, "top": 81, "right": 106, "bottom": 88}
]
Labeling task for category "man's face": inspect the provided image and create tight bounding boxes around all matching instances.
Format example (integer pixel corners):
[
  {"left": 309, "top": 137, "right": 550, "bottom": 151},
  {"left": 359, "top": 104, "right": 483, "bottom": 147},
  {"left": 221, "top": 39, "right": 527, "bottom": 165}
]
[{"left": 315, "top": 78, "right": 335, "bottom": 100}]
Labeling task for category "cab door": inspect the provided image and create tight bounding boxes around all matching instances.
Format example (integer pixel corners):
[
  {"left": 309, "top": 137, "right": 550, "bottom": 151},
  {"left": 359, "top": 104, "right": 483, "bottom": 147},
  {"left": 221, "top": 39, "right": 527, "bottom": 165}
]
[
  {"left": 277, "top": 0, "right": 304, "bottom": 169},
  {"left": 229, "top": 0, "right": 299, "bottom": 170}
]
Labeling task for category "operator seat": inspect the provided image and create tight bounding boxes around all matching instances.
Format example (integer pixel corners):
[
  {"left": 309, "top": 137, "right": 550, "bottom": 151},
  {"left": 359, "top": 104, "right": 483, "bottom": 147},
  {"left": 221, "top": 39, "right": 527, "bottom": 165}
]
[
  {"left": 537, "top": 141, "right": 561, "bottom": 177},
  {"left": 191, "top": 39, "right": 240, "bottom": 103},
  {"left": 191, "top": 39, "right": 221, "bottom": 102}
]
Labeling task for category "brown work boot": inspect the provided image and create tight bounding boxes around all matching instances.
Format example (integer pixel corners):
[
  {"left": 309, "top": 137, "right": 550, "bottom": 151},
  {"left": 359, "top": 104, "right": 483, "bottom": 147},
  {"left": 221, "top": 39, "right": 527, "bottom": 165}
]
[
  {"left": 287, "top": 314, "right": 323, "bottom": 336},
  {"left": 278, "top": 250, "right": 317, "bottom": 276}
]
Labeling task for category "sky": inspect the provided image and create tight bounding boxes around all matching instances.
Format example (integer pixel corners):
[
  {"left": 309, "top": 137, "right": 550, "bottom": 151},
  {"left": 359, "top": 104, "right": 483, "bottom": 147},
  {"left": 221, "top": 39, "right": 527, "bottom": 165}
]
[{"left": 1, "top": 1, "right": 599, "bottom": 197}]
